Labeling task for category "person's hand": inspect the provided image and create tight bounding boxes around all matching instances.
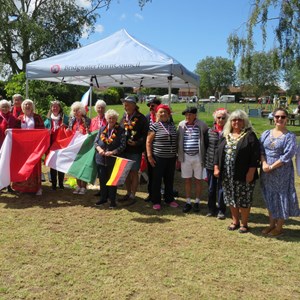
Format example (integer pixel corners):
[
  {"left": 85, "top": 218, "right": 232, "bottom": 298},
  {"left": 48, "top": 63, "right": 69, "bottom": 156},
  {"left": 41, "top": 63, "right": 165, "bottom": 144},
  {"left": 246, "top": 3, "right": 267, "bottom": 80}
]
[
  {"left": 105, "top": 151, "right": 114, "bottom": 157},
  {"left": 246, "top": 172, "right": 254, "bottom": 183},
  {"left": 98, "top": 148, "right": 105, "bottom": 156},
  {"left": 148, "top": 156, "right": 156, "bottom": 167},
  {"left": 262, "top": 161, "right": 271, "bottom": 173},
  {"left": 214, "top": 167, "right": 220, "bottom": 178},
  {"left": 127, "top": 139, "right": 136, "bottom": 146}
]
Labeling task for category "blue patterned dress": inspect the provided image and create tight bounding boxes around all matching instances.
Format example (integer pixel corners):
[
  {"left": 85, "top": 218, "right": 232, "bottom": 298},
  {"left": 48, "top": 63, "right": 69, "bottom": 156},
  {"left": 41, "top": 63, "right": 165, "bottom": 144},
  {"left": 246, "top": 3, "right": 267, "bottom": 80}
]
[{"left": 260, "top": 130, "right": 300, "bottom": 219}]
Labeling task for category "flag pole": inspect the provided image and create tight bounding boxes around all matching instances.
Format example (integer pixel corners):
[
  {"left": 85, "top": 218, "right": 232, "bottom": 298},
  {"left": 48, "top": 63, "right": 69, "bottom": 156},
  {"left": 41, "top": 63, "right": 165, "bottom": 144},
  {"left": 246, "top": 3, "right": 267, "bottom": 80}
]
[{"left": 89, "top": 77, "right": 93, "bottom": 118}]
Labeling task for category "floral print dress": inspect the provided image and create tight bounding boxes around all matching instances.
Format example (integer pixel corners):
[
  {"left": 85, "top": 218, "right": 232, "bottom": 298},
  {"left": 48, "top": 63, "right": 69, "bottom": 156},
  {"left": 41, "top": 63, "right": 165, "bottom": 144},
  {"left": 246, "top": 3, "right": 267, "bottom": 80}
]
[{"left": 222, "top": 133, "right": 255, "bottom": 208}]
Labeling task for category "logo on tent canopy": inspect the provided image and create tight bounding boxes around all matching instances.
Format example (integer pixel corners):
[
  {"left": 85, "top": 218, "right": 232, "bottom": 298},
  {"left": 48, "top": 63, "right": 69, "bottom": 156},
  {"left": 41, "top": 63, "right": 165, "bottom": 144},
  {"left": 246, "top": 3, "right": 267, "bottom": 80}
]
[{"left": 50, "top": 65, "right": 61, "bottom": 74}]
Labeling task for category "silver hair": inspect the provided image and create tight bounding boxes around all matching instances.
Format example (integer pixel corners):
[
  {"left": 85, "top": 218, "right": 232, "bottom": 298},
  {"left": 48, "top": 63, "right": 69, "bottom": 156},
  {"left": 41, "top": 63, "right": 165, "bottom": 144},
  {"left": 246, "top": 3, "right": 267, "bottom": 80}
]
[
  {"left": 0, "top": 99, "right": 12, "bottom": 110},
  {"left": 70, "top": 101, "right": 86, "bottom": 117},
  {"left": 105, "top": 109, "right": 119, "bottom": 120},
  {"left": 223, "top": 109, "right": 253, "bottom": 137},
  {"left": 12, "top": 94, "right": 23, "bottom": 101},
  {"left": 94, "top": 99, "right": 107, "bottom": 113},
  {"left": 213, "top": 108, "right": 229, "bottom": 121},
  {"left": 21, "top": 99, "right": 35, "bottom": 112}
]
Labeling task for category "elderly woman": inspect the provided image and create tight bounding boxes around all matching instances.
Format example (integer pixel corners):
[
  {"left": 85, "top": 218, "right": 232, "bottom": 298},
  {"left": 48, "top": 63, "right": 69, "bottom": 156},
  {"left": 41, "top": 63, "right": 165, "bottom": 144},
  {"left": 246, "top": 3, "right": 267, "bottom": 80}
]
[
  {"left": 205, "top": 108, "right": 229, "bottom": 219},
  {"left": 94, "top": 109, "right": 126, "bottom": 208},
  {"left": 68, "top": 101, "right": 91, "bottom": 195},
  {"left": 214, "top": 110, "right": 260, "bottom": 233},
  {"left": 44, "top": 100, "right": 69, "bottom": 190},
  {"left": 11, "top": 94, "right": 23, "bottom": 118},
  {"left": 12, "top": 99, "right": 45, "bottom": 195},
  {"left": 119, "top": 96, "right": 148, "bottom": 204},
  {"left": 0, "top": 100, "right": 18, "bottom": 148},
  {"left": 90, "top": 99, "right": 107, "bottom": 132},
  {"left": 146, "top": 104, "right": 178, "bottom": 210},
  {"left": 177, "top": 106, "right": 208, "bottom": 213},
  {"left": 0, "top": 100, "right": 18, "bottom": 193},
  {"left": 260, "top": 108, "right": 300, "bottom": 237}
]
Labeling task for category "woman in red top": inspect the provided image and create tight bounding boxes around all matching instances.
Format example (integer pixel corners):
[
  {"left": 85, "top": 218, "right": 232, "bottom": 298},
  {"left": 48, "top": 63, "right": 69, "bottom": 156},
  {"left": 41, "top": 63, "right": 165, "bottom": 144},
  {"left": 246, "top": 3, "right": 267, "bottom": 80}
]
[
  {"left": 12, "top": 99, "right": 45, "bottom": 195},
  {"left": 90, "top": 99, "right": 107, "bottom": 132},
  {"left": 11, "top": 94, "right": 23, "bottom": 118},
  {"left": 44, "top": 100, "right": 69, "bottom": 190},
  {"left": 0, "top": 100, "right": 18, "bottom": 193},
  {"left": 68, "top": 101, "right": 91, "bottom": 195},
  {"left": 0, "top": 100, "right": 18, "bottom": 148}
]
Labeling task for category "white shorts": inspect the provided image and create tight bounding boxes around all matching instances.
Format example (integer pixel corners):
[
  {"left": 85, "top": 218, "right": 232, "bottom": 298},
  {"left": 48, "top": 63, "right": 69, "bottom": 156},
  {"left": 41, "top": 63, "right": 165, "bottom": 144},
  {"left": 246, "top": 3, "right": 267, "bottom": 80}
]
[{"left": 181, "top": 153, "right": 206, "bottom": 180}]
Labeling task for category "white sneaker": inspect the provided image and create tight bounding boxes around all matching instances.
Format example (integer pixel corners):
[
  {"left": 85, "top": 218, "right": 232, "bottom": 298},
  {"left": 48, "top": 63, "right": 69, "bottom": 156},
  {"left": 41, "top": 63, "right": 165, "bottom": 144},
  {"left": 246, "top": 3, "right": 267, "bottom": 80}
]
[
  {"left": 78, "top": 187, "right": 86, "bottom": 195},
  {"left": 36, "top": 188, "right": 42, "bottom": 196},
  {"left": 73, "top": 186, "right": 81, "bottom": 194}
]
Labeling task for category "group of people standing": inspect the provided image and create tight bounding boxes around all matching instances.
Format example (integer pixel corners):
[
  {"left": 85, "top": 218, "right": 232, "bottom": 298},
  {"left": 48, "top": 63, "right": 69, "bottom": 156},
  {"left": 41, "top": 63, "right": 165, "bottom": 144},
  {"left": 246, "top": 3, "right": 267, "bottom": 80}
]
[{"left": 0, "top": 94, "right": 299, "bottom": 237}]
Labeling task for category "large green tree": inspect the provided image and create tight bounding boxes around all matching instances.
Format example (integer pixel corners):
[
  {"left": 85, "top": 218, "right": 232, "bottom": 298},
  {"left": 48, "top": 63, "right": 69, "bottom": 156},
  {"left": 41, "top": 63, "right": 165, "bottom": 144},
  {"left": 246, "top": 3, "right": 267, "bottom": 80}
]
[
  {"left": 0, "top": 0, "right": 151, "bottom": 77},
  {"left": 228, "top": 0, "right": 300, "bottom": 72},
  {"left": 195, "top": 56, "right": 236, "bottom": 98},
  {"left": 284, "top": 66, "right": 300, "bottom": 96},
  {"left": 238, "top": 51, "right": 280, "bottom": 99}
]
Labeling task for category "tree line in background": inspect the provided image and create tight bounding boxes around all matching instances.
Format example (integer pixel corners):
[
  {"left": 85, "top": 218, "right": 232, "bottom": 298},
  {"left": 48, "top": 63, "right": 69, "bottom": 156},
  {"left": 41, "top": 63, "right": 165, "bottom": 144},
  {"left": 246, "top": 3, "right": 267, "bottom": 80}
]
[{"left": 0, "top": 0, "right": 299, "bottom": 107}]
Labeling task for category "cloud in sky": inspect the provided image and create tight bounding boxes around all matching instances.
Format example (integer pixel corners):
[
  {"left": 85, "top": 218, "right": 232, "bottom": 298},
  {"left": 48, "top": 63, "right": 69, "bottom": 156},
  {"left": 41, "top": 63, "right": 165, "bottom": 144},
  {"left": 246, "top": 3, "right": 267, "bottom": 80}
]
[
  {"left": 134, "top": 13, "right": 143, "bottom": 20},
  {"left": 76, "top": 0, "right": 90, "bottom": 8},
  {"left": 120, "top": 13, "right": 126, "bottom": 21},
  {"left": 95, "top": 24, "right": 104, "bottom": 33}
]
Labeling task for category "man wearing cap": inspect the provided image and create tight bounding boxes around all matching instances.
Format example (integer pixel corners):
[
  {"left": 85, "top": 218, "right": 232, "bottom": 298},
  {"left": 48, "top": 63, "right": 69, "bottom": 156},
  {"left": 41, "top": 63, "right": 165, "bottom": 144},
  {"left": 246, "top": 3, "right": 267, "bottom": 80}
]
[
  {"left": 177, "top": 106, "right": 208, "bottom": 213},
  {"left": 119, "top": 96, "right": 148, "bottom": 203}
]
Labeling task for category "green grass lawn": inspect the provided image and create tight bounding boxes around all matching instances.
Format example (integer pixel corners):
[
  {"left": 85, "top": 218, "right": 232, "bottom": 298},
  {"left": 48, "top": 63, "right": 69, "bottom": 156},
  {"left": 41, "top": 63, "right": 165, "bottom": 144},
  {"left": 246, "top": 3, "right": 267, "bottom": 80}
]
[{"left": 0, "top": 102, "right": 300, "bottom": 299}]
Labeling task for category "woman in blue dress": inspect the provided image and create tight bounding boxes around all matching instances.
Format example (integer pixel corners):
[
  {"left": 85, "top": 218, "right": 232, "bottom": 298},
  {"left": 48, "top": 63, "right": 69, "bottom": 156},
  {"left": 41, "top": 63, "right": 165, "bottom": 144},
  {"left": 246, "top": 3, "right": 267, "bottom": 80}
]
[{"left": 260, "top": 108, "right": 300, "bottom": 237}]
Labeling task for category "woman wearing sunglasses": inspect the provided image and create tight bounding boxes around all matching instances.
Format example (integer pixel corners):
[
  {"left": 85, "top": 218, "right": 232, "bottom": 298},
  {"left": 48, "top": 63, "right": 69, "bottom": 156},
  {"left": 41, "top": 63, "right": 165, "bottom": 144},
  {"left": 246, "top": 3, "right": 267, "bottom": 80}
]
[
  {"left": 260, "top": 108, "right": 300, "bottom": 237},
  {"left": 205, "top": 108, "right": 229, "bottom": 219},
  {"left": 214, "top": 110, "right": 260, "bottom": 233}
]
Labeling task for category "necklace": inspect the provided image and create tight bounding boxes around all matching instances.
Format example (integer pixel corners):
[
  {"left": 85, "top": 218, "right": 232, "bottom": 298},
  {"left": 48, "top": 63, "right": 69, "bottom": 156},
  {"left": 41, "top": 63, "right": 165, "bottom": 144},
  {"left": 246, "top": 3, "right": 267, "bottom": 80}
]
[
  {"left": 101, "top": 124, "right": 118, "bottom": 144},
  {"left": 269, "top": 130, "right": 285, "bottom": 149},
  {"left": 184, "top": 122, "right": 195, "bottom": 136},
  {"left": 226, "top": 131, "right": 247, "bottom": 154},
  {"left": 124, "top": 113, "right": 138, "bottom": 139}
]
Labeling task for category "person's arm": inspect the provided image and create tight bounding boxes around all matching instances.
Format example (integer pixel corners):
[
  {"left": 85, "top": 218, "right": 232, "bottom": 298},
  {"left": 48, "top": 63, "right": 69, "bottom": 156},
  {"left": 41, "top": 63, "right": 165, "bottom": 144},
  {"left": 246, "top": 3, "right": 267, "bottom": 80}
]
[{"left": 146, "top": 131, "right": 156, "bottom": 167}]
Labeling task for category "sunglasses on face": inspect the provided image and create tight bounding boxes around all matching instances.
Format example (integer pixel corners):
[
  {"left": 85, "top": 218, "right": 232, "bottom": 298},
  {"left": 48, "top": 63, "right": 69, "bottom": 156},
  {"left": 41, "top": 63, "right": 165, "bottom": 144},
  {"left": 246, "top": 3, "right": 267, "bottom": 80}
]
[
  {"left": 217, "top": 117, "right": 226, "bottom": 120},
  {"left": 232, "top": 118, "right": 243, "bottom": 122},
  {"left": 274, "top": 115, "right": 287, "bottom": 119}
]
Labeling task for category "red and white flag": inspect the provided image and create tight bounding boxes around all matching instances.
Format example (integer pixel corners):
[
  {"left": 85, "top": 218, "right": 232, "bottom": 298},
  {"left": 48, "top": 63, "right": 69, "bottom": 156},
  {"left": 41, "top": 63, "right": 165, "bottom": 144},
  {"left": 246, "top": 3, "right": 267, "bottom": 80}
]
[{"left": 0, "top": 129, "right": 50, "bottom": 189}]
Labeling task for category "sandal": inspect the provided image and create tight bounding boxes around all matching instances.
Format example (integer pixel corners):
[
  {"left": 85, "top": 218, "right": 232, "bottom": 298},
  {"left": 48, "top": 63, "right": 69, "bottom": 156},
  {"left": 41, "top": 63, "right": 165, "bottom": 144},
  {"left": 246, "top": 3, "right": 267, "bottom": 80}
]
[
  {"left": 227, "top": 222, "right": 240, "bottom": 231},
  {"left": 261, "top": 226, "right": 275, "bottom": 235},
  {"left": 268, "top": 228, "right": 283, "bottom": 237},
  {"left": 239, "top": 225, "right": 249, "bottom": 234}
]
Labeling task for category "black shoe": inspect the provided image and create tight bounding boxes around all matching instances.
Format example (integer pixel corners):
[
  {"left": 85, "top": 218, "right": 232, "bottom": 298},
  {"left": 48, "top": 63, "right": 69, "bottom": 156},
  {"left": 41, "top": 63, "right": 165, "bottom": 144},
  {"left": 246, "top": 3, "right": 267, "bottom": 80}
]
[
  {"left": 109, "top": 201, "right": 117, "bottom": 209},
  {"left": 144, "top": 195, "right": 151, "bottom": 202},
  {"left": 59, "top": 185, "right": 65, "bottom": 190},
  {"left": 7, "top": 186, "right": 14, "bottom": 193},
  {"left": 217, "top": 212, "right": 226, "bottom": 220},
  {"left": 95, "top": 199, "right": 107, "bottom": 206},
  {"left": 52, "top": 185, "right": 57, "bottom": 191},
  {"left": 94, "top": 191, "right": 101, "bottom": 196},
  {"left": 193, "top": 203, "right": 200, "bottom": 212},
  {"left": 183, "top": 203, "right": 192, "bottom": 213},
  {"left": 206, "top": 211, "right": 216, "bottom": 217}
]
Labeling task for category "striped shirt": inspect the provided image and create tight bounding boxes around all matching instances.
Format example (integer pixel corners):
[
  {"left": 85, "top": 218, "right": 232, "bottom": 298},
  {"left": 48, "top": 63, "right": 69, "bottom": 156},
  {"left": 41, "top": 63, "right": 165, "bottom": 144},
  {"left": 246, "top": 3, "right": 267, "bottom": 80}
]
[
  {"left": 149, "top": 122, "right": 177, "bottom": 158},
  {"left": 183, "top": 124, "right": 200, "bottom": 155}
]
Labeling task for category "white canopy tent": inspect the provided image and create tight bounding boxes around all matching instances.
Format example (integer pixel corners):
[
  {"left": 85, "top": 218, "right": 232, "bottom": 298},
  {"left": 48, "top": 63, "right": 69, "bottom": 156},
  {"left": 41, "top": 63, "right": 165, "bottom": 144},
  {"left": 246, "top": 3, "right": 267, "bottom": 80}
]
[{"left": 26, "top": 29, "right": 199, "bottom": 104}]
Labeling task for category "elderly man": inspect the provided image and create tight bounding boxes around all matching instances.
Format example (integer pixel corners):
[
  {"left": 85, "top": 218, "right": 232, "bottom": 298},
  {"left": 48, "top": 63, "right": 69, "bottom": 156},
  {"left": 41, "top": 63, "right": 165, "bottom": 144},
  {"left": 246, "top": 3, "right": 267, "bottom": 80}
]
[
  {"left": 11, "top": 94, "right": 23, "bottom": 118},
  {"left": 177, "top": 106, "right": 208, "bottom": 213},
  {"left": 119, "top": 96, "right": 148, "bottom": 203}
]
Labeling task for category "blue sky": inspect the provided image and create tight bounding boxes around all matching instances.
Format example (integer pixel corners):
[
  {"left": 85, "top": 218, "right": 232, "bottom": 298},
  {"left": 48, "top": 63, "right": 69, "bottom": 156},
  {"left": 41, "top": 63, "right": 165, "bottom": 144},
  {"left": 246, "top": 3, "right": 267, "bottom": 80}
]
[{"left": 80, "top": 0, "right": 278, "bottom": 73}]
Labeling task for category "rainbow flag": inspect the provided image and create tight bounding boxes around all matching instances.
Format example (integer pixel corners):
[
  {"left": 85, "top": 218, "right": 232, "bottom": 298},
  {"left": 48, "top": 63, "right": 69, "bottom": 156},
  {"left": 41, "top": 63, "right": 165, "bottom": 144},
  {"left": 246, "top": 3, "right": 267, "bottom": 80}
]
[{"left": 106, "top": 157, "right": 135, "bottom": 186}]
